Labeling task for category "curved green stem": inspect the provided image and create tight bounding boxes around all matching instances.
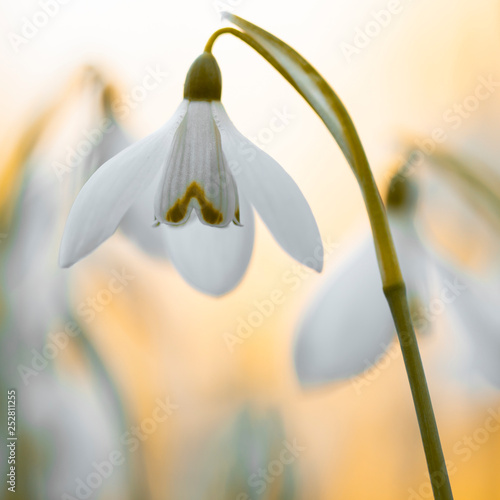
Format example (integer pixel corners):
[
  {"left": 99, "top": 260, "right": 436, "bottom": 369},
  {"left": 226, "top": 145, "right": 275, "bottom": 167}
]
[
  {"left": 206, "top": 25, "right": 401, "bottom": 288},
  {"left": 208, "top": 15, "right": 454, "bottom": 500}
]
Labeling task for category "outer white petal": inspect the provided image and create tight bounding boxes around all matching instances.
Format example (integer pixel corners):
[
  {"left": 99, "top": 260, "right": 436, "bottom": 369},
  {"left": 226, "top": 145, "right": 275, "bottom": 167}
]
[
  {"left": 120, "top": 177, "right": 169, "bottom": 258},
  {"left": 294, "top": 238, "right": 394, "bottom": 387},
  {"left": 81, "top": 117, "right": 168, "bottom": 258},
  {"left": 90, "top": 119, "right": 169, "bottom": 257},
  {"left": 211, "top": 102, "right": 323, "bottom": 272},
  {"left": 6, "top": 169, "right": 61, "bottom": 287},
  {"left": 389, "top": 214, "right": 435, "bottom": 333},
  {"left": 162, "top": 196, "right": 254, "bottom": 296},
  {"left": 77, "top": 116, "right": 167, "bottom": 256},
  {"left": 439, "top": 263, "right": 500, "bottom": 387},
  {"left": 59, "top": 101, "right": 188, "bottom": 267},
  {"left": 87, "top": 119, "right": 132, "bottom": 175}
]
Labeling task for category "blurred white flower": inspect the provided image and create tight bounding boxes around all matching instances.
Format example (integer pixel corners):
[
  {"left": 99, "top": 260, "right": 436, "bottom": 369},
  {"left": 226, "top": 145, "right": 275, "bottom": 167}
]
[
  {"left": 4, "top": 85, "right": 154, "bottom": 346},
  {"left": 294, "top": 162, "right": 500, "bottom": 389},
  {"left": 59, "top": 53, "right": 323, "bottom": 296},
  {"left": 293, "top": 215, "right": 432, "bottom": 385},
  {"left": 434, "top": 258, "right": 500, "bottom": 388},
  {"left": 1, "top": 73, "right": 134, "bottom": 499}
]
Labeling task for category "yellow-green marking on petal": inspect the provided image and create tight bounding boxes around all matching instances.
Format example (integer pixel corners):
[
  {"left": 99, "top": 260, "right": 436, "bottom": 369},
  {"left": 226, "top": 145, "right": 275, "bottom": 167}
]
[{"left": 166, "top": 181, "right": 224, "bottom": 225}]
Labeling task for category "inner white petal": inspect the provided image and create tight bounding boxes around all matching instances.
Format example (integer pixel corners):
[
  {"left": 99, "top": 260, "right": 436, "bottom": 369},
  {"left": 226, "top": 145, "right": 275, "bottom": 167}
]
[{"left": 154, "top": 101, "right": 239, "bottom": 227}]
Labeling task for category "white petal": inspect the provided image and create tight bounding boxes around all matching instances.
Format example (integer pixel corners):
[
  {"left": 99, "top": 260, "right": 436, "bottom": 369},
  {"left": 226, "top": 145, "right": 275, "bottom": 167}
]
[
  {"left": 80, "top": 118, "right": 168, "bottom": 258},
  {"left": 162, "top": 196, "right": 254, "bottom": 296},
  {"left": 6, "top": 169, "right": 61, "bottom": 287},
  {"left": 389, "top": 215, "right": 435, "bottom": 333},
  {"left": 294, "top": 238, "right": 394, "bottom": 387},
  {"left": 460, "top": 306, "right": 500, "bottom": 388},
  {"left": 87, "top": 120, "right": 132, "bottom": 174},
  {"left": 212, "top": 102, "right": 323, "bottom": 272},
  {"left": 154, "top": 101, "right": 238, "bottom": 227},
  {"left": 59, "top": 101, "right": 188, "bottom": 267},
  {"left": 119, "top": 177, "right": 169, "bottom": 258},
  {"left": 440, "top": 264, "right": 500, "bottom": 387},
  {"left": 63, "top": 120, "right": 134, "bottom": 203}
]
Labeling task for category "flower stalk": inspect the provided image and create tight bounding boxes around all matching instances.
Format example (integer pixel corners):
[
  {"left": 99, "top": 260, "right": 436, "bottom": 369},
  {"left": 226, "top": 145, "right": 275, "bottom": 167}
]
[{"left": 208, "top": 14, "right": 454, "bottom": 500}]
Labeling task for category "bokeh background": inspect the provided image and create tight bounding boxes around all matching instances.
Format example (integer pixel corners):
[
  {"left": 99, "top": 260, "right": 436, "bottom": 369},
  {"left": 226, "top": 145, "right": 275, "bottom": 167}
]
[{"left": 1, "top": 0, "right": 500, "bottom": 498}]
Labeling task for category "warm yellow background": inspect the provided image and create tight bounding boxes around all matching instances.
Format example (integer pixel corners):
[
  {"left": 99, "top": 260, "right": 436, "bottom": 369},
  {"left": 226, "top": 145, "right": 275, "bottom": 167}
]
[{"left": 1, "top": 0, "right": 500, "bottom": 498}]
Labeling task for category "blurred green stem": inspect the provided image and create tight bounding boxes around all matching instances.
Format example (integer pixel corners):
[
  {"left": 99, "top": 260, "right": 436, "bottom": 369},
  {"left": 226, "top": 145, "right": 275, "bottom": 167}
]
[{"left": 206, "top": 15, "right": 454, "bottom": 500}]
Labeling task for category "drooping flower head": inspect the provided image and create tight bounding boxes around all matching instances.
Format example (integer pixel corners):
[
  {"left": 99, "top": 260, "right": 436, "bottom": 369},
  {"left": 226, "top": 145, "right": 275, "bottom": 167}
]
[
  {"left": 155, "top": 52, "right": 240, "bottom": 228},
  {"left": 293, "top": 170, "right": 435, "bottom": 387},
  {"left": 294, "top": 152, "right": 500, "bottom": 389},
  {"left": 59, "top": 51, "right": 323, "bottom": 295}
]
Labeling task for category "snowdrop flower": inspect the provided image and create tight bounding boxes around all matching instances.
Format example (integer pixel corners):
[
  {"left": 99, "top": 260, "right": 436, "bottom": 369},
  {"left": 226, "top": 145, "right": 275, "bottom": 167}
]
[
  {"left": 0, "top": 81, "right": 132, "bottom": 499},
  {"left": 294, "top": 175, "right": 433, "bottom": 386},
  {"left": 2, "top": 84, "right": 159, "bottom": 348},
  {"left": 294, "top": 161, "right": 500, "bottom": 388},
  {"left": 59, "top": 52, "right": 323, "bottom": 295}
]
